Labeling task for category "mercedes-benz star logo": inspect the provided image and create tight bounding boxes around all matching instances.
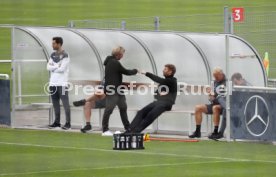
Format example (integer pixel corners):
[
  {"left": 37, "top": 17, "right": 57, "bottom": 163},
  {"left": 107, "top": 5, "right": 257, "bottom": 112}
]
[{"left": 244, "top": 95, "right": 269, "bottom": 137}]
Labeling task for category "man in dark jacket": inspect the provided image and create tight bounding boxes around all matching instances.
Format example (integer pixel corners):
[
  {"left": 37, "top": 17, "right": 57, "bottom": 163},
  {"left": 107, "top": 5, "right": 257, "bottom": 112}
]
[
  {"left": 189, "top": 67, "right": 226, "bottom": 139},
  {"left": 127, "top": 64, "right": 177, "bottom": 133},
  {"left": 102, "top": 46, "right": 138, "bottom": 136},
  {"left": 209, "top": 72, "right": 252, "bottom": 140}
]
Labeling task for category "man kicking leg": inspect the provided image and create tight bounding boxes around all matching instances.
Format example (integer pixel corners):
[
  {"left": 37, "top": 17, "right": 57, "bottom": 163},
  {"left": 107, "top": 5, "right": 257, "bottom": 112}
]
[{"left": 73, "top": 88, "right": 106, "bottom": 133}]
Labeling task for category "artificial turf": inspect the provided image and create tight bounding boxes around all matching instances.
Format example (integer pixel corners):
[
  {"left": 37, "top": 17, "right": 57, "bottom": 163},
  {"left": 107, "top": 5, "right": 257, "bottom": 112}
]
[{"left": 0, "top": 128, "right": 275, "bottom": 177}]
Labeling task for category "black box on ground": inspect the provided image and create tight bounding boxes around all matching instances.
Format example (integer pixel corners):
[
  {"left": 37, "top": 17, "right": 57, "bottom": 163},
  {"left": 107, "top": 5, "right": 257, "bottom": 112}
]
[{"left": 113, "top": 133, "right": 144, "bottom": 150}]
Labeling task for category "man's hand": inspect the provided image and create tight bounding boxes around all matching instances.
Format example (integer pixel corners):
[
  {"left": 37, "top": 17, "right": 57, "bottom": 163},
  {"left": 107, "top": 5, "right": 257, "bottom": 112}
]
[
  {"left": 206, "top": 86, "right": 212, "bottom": 94},
  {"left": 208, "top": 93, "right": 215, "bottom": 102},
  {"left": 160, "top": 91, "right": 168, "bottom": 96},
  {"left": 49, "top": 61, "right": 60, "bottom": 67},
  {"left": 138, "top": 70, "right": 146, "bottom": 75},
  {"left": 209, "top": 95, "right": 215, "bottom": 99}
]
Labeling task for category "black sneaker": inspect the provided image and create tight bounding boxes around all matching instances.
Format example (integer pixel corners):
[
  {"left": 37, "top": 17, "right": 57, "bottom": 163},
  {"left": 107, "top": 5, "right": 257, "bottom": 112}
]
[
  {"left": 123, "top": 127, "right": 131, "bottom": 134},
  {"left": 80, "top": 124, "right": 92, "bottom": 133},
  {"left": 48, "top": 122, "right": 61, "bottom": 129},
  {"left": 73, "top": 99, "right": 86, "bottom": 107},
  {"left": 208, "top": 132, "right": 224, "bottom": 140},
  {"left": 62, "top": 123, "right": 71, "bottom": 130},
  {"left": 189, "top": 131, "right": 201, "bottom": 138}
]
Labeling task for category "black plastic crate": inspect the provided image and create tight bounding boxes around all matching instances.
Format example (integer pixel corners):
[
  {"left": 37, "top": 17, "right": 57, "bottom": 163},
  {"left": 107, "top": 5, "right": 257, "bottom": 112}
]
[{"left": 113, "top": 133, "right": 144, "bottom": 150}]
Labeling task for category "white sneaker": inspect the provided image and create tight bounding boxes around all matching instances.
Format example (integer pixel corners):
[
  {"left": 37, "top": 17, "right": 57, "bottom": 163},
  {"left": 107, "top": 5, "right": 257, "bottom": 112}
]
[
  {"left": 102, "top": 130, "right": 113, "bottom": 136},
  {"left": 114, "top": 130, "right": 122, "bottom": 134}
]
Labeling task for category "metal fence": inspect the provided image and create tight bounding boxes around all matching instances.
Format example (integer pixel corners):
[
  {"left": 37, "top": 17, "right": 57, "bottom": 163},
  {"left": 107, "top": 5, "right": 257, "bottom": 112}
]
[
  {"left": 68, "top": 14, "right": 224, "bottom": 33},
  {"left": 1, "top": 6, "right": 276, "bottom": 78},
  {"left": 68, "top": 6, "right": 276, "bottom": 79},
  {"left": 233, "top": 7, "right": 276, "bottom": 78}
]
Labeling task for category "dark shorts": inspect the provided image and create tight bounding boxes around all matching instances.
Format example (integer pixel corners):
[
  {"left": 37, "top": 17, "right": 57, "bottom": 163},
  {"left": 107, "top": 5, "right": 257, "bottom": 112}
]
[
  {"left": 94, "top": 97, "right": 106, "bottom": 109},
  {"left": 206, "top": 103, "right": 223, "bottom": 115}
]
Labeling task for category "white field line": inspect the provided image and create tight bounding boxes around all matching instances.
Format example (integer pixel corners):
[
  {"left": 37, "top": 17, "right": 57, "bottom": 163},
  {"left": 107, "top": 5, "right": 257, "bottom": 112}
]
[
  {"left": 0, "top": 141, "right": 275, "bottom": 164},
  {"left": 0, "top": 161, "right": 233, "bottom": 176}
]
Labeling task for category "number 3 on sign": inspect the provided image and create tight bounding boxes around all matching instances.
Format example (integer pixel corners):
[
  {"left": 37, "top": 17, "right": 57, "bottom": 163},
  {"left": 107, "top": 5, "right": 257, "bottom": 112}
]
[{"left": 232, "top": 7, "right": 244, "bottom": 22}]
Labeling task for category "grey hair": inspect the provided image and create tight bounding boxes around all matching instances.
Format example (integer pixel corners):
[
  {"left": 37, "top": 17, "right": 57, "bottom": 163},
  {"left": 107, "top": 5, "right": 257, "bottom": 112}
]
[
  {"left": 112, "top": 46, "right": 125, "bottom": 56},
  {"left": 213, "top": 67, "right": 224, "bottom": 74}
]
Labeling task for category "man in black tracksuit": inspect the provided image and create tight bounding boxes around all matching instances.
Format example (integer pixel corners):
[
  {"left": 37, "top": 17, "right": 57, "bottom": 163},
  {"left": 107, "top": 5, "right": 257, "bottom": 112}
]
[
  {"left": 102, "top": 46, "right": 138, "bottom": 136},
  {"left": 127, "top": 64, "right": 177, "bottom": 133}
]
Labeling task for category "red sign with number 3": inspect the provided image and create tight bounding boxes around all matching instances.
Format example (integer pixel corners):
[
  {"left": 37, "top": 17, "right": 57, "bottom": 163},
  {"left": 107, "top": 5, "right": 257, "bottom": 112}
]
[{"left": 232, "top": 7, "right": 244, "bottom": 22}]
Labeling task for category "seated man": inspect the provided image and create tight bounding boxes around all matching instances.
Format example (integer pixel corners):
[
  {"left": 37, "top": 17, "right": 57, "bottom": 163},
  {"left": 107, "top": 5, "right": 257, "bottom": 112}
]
[
  {"left": 73, "top": 82, "right": 106, "bottom": 133},
  {"left": 210, "top": 72, "right": 252, "bottom": 140},
  {"left": 231, "top": 72, "right": 252, "bottom": 86},
  {"left": 126, "top": 64, "right": 177, "bottom": 133},
  {"left": 189, "top": 67, "right": 226, "bottom": 139}
]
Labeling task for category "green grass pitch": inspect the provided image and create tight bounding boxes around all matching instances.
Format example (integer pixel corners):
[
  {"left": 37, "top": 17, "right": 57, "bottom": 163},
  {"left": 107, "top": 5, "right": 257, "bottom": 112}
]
[
  {"left": 0, "top": 128, "right": 275, "bottom": 177},
  {"left": 0, "top": 1, "right": 276, "bottom": 176}
]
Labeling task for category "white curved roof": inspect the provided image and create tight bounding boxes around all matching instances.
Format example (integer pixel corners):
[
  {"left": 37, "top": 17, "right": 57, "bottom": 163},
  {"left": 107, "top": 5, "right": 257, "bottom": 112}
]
[{"left": 13, "top": 27, "right": 267, "bottom": 109}]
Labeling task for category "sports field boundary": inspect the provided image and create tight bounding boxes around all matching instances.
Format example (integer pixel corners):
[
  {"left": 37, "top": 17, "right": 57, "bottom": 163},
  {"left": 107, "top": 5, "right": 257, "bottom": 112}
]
[{"left": 0, "top": 141, "right": 275, "bottom": 164}]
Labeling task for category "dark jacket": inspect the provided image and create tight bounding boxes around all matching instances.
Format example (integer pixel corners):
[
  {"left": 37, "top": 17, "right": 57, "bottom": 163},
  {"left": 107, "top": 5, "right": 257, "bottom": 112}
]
[
  {"left": 212, "top": 76, "right": 227, "bottom": 104},
  {"left": 104, "top": 55, "right": 137, "bottom": 94},
  {"left": 145, "top": 72, "right": 177, "bottom": 105}
]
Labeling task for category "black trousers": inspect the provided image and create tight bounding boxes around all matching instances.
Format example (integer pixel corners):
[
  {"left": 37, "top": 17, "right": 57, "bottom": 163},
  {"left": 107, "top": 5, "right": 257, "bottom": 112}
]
[
  {"left": 218, "top": 97, "right": 226, "bottom": 134},
  {"left": 129, "top": 101, "right": 172, "bottom": 133},
  {"left": 50, "top": 86, "right": 71, "bottom": 124},
  {"left": 102, "top": 94, "right": 130, "bottom": 132}
]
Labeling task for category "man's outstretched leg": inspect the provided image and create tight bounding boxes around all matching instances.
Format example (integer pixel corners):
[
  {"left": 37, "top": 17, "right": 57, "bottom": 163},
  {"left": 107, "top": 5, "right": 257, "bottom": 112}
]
[
  {"left": 73, "top": 93, "right": 103, "bottom": 107},
  {"left": 128, "top": 102, "right": 157, "bottom": 133},
  {"left": 133, "top": 102, "right": 170, "bottom": 133},
  {"left": 73, "top": 94, "right": 105, "bottom": 133}
]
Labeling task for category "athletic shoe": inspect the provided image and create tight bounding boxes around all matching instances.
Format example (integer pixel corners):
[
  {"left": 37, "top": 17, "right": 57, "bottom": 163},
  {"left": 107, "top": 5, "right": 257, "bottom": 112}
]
[
  {"left": 48, "top": 122, "right": 61, "bottom": 129},
  {"left": 188, "top": 131, "right": 201, "bottom": 138},
  {"left": 208, "top": 132, "right": 224, "bottom": 140},
  {"left": 102, "top": 130, "right": 113, "bottom": 136},
  {"left": 123, "top": 128, "right": 131, "bottom": 134},
  {"left": 114, "top": 130, "right": 122, "bottom": 134},
  {"left": 208, "top": 132, "right": 219, "bottom": 139},
  {"left": 80, "top": 124, "right": 92, "bottom": 133},
  {"left": 73, "top": 99, "right": 86, "bottom": 107},
  {"left": 217, "top": 132, "right": 224, "bottom": 139},
  {"left": 62, "top": 123, "right": 71, "bottom": 130}
]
